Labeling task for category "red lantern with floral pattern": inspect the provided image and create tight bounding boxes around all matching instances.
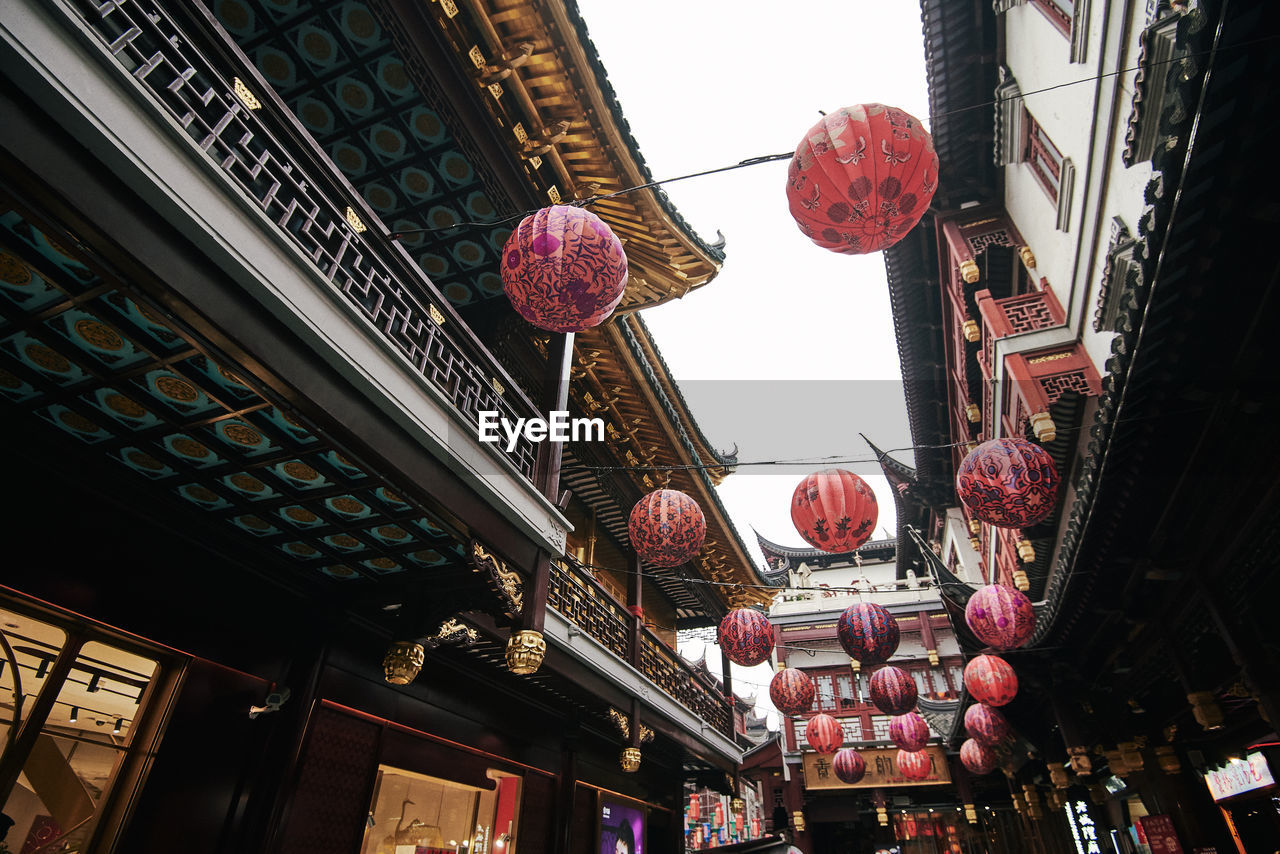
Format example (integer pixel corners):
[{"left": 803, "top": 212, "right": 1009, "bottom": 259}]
[
  {"left": 791, "top": 469, "right": 878, "bottom": 553},
  {"left": 837, "top": 602, "right": 900, "bottom": 664},
  {"left": 870, "top": 665, "right": 918, "bottom": 715},
  {"left": 628, "top": 489, "right": 707, "bottom": 568},
  {"left": 897, "top": 749, "right": 932, "bottom": 782},
  {"left": 965, "top": 584, "right": 1036, "bottom": 650},
  {"left": 786, "top": 104, "right": 939, "bottom": 255},
  {"left": 963, "top": 654, "right": 1019, "bottom": 706},
  {"left": 718, "top": 609, "right": 775, "bottom": 667},
  {"left": 805, "top": 713, "right": 844, "bottom": 755},
  {"left": 501, "top": 205, "right": 628, "bottom": 332},
  {"left": 960, "top": 738, "right": 997, "bottom": 775},
  {"left": 964, "top": 703, "right": 1010, "bottom": 746},
  {"left": 956, "top": 437, "right": 1060, "bottom": 529},
  {"left": 769, "top": 667, "right": 816, "bottom": 716},
  {"left": 833, "top": 748, "right": 867, "bottom": 784},
  {"left": 889, "top": 712, "right": 931, "bottom": 752}
]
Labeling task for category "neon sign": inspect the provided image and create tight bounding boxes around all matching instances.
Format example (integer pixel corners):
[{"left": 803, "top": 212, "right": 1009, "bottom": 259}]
[
  {"left": 1064, "top": 799, "right": 1103, "bottom": 854},
  {"left": 1204, "top": 752, "right": 1275, "bottom": 802}
]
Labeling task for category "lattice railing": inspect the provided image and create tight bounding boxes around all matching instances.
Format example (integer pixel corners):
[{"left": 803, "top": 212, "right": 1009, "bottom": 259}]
[
  {"left": 639, "top": 635, "right": 733, "bottom": 738},
  {"left": 64, "top": 0, "right": 540, "bottom": 481}
]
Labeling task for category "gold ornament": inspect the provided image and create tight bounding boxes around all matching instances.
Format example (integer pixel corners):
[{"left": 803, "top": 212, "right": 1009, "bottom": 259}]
[
  {"left": 1018, "top": 245, "right": 1037, "bottom": 269},
  {"left": 968, "top": 519, "right": 982, "bottom": 536},
  {"left": 960, "top": 259, "right": 980, "bottom": 284},
  {"left": 1048, "top": 763, "right": 1070, "bottom": 789},
  {"left": 964, "top": 803, "right": 977, "bottom": 824},
  {"left": 927, "top": 649, "right": 940, "bottom": 666},
  {"left": 1187, "top": 691, "right": 1224, "bottom": 730},
  {"left": 791, "top": 812, "right": 806, "bottom": 833},
  {"left": 1067, "top": 745, "right": 1092, "bottom": 776},
  {"left": 731, "top": 797, "right": 745, "bottom": 814},
  {"left": 619, "top": 747, "right": 641, "bottom": 772},
  {"left": 876, "top": 806, "right": 889, "bottom": 827},
  {"left": 383, "top": 641, "right": 425, "bottom": 685},
  {"left": 1012, "top": 569, "right": 1030, "bottom": 592},
  {"left": 1017, "top": 539, "right": 1036, "bottom": 563},
  {"left": 966, "top": 403, "right": 982, "bottom": 423},
  {"left": 1030, "top": 412, "right": 1057, "bottom": 443},
  {"left": 962, "top": 319, "right": 981, "bottom": 342},
  {"left": 506, "top": 629, "right": 546, "bottom": 675}
]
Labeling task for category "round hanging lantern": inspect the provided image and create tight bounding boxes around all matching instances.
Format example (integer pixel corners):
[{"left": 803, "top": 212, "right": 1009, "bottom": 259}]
[
  {"left": 896, "top": 749, "right": 932, "bottom": 782},
  {"left": 501, "top": 205, "right": 628, "bottom": 333},
  {"left": 960, "top": 738, "right": 997, "bottom": 775},
  {"left": 965, "top": 584, "right": 1036, "bottom": 650},
  {"left": 964, "top": 703, "right": 1010, "bottom": 746},
  {"left": 836, "top": 602, "right": 900, "bottom": 664},
  {"left": 805, "top": 713, "right": 844, "bottom": 755},
  {"left": 628, "top": 489, "right": 707, "bottom": 568},
  {"left": 889, "top": 712, "right": 931, "bottom": 752},
  {"left": 769, "top": 667, "right": 816, "bottom": 716},
  {"left": 963, "top": 654, "right": 1019, "bottom": 706},
  {"left": 718, "top": 609, "right": 776, "bottom": 667},
  {"left": 833, "top": 748, "right": 867, "bottom": 784},
  {"left": 791, "top": 469, "right": 879, "bottom": 553},
  {"left": 956, "top": 437, "right": 1060, "bottom": 529},
  {"left": 786, "top": 104, "right": 938, "bottom": 255},
  {"left": 869, "top": 665, "right": 918, "bottom": 715}
]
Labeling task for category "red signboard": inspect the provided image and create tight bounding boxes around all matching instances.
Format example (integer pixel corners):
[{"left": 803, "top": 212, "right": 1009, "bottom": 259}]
[{"left": 1137, "top": 815, "right": 1184, "bottom": 854}]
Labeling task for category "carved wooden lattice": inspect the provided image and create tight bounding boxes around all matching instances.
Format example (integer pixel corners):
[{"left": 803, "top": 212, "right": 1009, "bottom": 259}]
[
  {"left": 966, "top": 229, "right": 1014, "bottom": 255},
  {"left": 547, "top": 560, "right": 630, "bottom": 660},
  {"left": 1003, "top": 295, "right": 1058, "bottom": 333},
  {"left": 1039, "top": 370, "right": 1093, "bottom": 403}
]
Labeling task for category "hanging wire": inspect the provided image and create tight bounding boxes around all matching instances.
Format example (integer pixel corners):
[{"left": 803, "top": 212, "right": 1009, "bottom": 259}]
[{"left": 388, "top": 33, "right": 1280, "bottom": 240}]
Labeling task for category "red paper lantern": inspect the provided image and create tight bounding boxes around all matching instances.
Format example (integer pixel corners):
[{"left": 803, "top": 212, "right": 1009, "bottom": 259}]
[
  {"left": 805, "top": 713, "right": 844, "bottom": 754},
  {"left": 869, "top": 665, "right": 918, "bottom": 715},
  {"left": 963, "top": 654, "right": 1019, "bottom": 706},
  {"left": 960, "top": 738, "right": 996, "bottom": 775},
  {"left": 833, "top": 748, "right": 867, "bottom": 784},
  {"left": 956, "top": 438, "right": 1060, "bottom": 528},
  {"left": 889, "top": 712, "right": 931, "bottom": 752},
  {"left": 769, "top": 667, "right": 816, "bottom": 716},
  {"left": 628, "top": 489, "right": 707, "bottom": 567},
  {"left": 718, "top": 609, "right": 775, "bottom": 667},
  {"left": 897, "top": 749, "right": 932, "bottom": 782},
  {"left": 501, "top": 205, "right": 628, "bottom": 332},
  {"left": 791, "top": 469, "right": 878, "bottom": 553},
  {"left": 786, "top": 104, "right": 938, "bottom": 255},
  {"left": 965, "top": 584, "right": 1036, "bottom": 650},
  {"left": 837, "top": 602, "right": 900, "bottom": 664},
  {"left": 964, "top": 703, "right": 1010, "bottom": 746}
]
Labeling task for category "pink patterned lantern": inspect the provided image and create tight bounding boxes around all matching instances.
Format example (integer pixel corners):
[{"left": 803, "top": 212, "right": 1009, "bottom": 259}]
[
  {"left": 837, "top": 602, "right": 900, "bottom": 664},
  {"left": 786, "top": 104, "right": 939, "bottom": 255},
  {"left": 628, "top": 489, "right": 707, "bottom": 568},
  {"left": 501, "top": 205, "right": 628, "bottom": 332},
  {"left": 960, "top": 738, "right": 997, "bottom": 775},
  {"left": 897, "top": 749, "right": 932, "bottom": 782},
  {"left": 790, "top": 469, "right": 878, "bottom": 553},
  {"left": 805, "top": 713, "right": 844, "bottom": 755},
  {"left": 965, "top": 584, "right": 1036, "bottom": 650},
  {"left": 769, "top": 667, "right": 816, "bottom": 716},
  {"left": 718, "top": 609, "right": 775, "bottom": 667},
  {"left": 889, "top": 712, "right": 931, "bottom": 752},
  {"left": 964, "top": 703, "right": 1010, "bottom": 746},
  {"left": 956, "top": 438, "right": 1060, "bottom": 529},
  {"left": 963, "top": 654, "right": 1019, "bottom": 706},
  {"left": 833, "top": 748, "right": 867, "bottom": 784},
  {"left": 869, "top": 665, "right": 918, "bottom": 715}
]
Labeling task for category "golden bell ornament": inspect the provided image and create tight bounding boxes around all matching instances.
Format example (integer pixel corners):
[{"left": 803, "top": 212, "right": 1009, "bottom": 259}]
[
  {"left": 1012, "top": 568, "right": 1030, "bottom": 592},
  {"left": 960, "top": 259, "right": 980, "bottom": 284},
  {"left": 383, "top": 641, "right": 425, "bottom": 685},
  {"left": 876, "top": 806, "right": 889, "bottom": 827},
  {"left": 620, "top": 747, "right": 641, "bottom": 773},
  {"left": 506, "top": 629, "right": 546, "bottom": 675},
  {"left": 962, "top": 319, "right": 981, "bottom": 343},
  {"left": 731, "top": 797, "right": 745, "bottom": 814},
  {"left": 964, "top": 803, "right": 978, "bottom": 824},
  {"left": 1017, "top": 539, "right": 1036, "bottom": 563}
]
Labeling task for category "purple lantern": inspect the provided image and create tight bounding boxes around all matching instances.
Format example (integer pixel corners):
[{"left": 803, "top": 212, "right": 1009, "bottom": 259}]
[
  {"left": 964, "top": 584, "right": 1036, "bottom": 650},
  {"left": 889, "top": 712, "right": 931, "bottom": 752},
  {"left": 964, "top": 703, "right": 1010, "bottom": 746},
  {"left": 837, "top": 602, "right": 901, "bottom": 664},
  {"left": 869, "top": 665, "right": 918, "bottom": 715}
]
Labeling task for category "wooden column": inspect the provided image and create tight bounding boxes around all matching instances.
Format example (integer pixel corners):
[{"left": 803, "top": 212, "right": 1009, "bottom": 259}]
[
  {"left": 553, "top": 728, "right": 578, "bottom": 853},
  {"left": 720, "top": 646, "right": 735, "bottom": 705},
  {"left": 628, "top": 550, "right": 643, "bottom": 668}
]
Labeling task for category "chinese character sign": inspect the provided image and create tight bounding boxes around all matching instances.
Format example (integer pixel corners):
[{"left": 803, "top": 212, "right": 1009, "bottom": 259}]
[
  {"left": 1064, "top": 799, "right": 1104, "bottom": 854},
  {"left": 1137, "top": 815, "right": 1184, "bottom": 854},
  {"left": 1203, "top": 752, "right": 1275, "bottom": 801}
]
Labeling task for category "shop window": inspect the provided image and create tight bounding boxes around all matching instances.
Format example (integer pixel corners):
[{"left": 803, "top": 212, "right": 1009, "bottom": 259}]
[
  {"left": 361, "top": 765, "right": 522, "bottom": 854},
  {"left": 814, "top": 675, "right": 836, "bottom": 711},
  {"left": 0, "top": 603, "right": 171, "bottom": 853},
  {"left": 835, "top": 675, "right": 856, "bottom": 710}
]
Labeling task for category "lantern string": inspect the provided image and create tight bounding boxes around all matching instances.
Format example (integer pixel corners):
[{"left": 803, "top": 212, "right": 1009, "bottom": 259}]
[{"left": 387, "top": 33, "right": 1279, "bottom": 241}]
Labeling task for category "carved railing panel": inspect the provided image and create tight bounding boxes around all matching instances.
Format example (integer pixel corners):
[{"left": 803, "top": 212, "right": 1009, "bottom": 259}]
[
  {"left": 639, "top": 636, "right": 733, "bottom": 738},
  {"left": 65, "top": 0, "right": 539, "bottom": 480}
]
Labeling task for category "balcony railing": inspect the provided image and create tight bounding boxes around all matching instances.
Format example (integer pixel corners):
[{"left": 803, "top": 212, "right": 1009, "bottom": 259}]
[
  {"left": 548, "top": 558, "right": 734, "bottom": 739},
  {"left": 63, "top": 0, "right": 541, "bottom": 481}
]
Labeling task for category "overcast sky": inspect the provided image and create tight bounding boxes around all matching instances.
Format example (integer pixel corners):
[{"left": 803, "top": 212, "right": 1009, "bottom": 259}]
[
  {"left": 574, "top": 1, "right": 932, "bottom": 557},
  {"left": 573, "top": 1, "right": 933, "bottom": 720}
]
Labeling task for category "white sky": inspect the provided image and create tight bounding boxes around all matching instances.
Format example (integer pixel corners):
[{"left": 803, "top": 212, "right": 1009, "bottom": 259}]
[{"left": 574, "top": 1, "right": 933, "bottom": 722}]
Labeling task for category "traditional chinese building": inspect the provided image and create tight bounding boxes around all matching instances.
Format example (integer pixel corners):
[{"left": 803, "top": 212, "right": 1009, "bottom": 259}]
[
  {"left": 0, "top": 0, "right": 777, "bottom": 851},
  {"left": 886, "top": 0, "right": 1280, "bottom": 851}
]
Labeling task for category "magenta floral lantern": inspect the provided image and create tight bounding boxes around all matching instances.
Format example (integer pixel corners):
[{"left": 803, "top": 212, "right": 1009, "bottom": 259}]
[
  {"left": 965, "top": 584, "right": 1036, "bottom": 650},
  {"left": 889, "top": 712, "right": 931, "bottom": 752},
  {"left": 786, "top": 104, "right": 939, "bottom": 255},
  {"left": 805, "top": 713, "right": 844, "bottom": 755},
  {"left": 837, "top": 602, "right": 900, "bottom": 664},
  {"left": 769, "top": 667, "right": 816, "bottom": 716},
  {"left": 960, "top": 738, "right": 997, "bottom": 775},
  {"left": 897, "top": 749, "right": 932, "bottom": 782},
  {"left": 963, "top": 654, "right": 1019, "bottom": 706},
  {"left": 718, "top": 609, "right": 775, "bottom": 667},
  {"left": 869, "top": 665, "right": 918, "bottom": 716},
  {"left": 628, "top": 489, "right": 706, "bottom": 568},
  {"left": 964, "top": 703, "right": 1010, "bottom": 746},
  {"left": 956, "top": 437, "right": 1060, "bottom": 529},
  {"left": 501, "top": 205, "right": 628, "bottom": 332},
  {"left": 833, "top": 748, "right": 867, "bottom": 784}
]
